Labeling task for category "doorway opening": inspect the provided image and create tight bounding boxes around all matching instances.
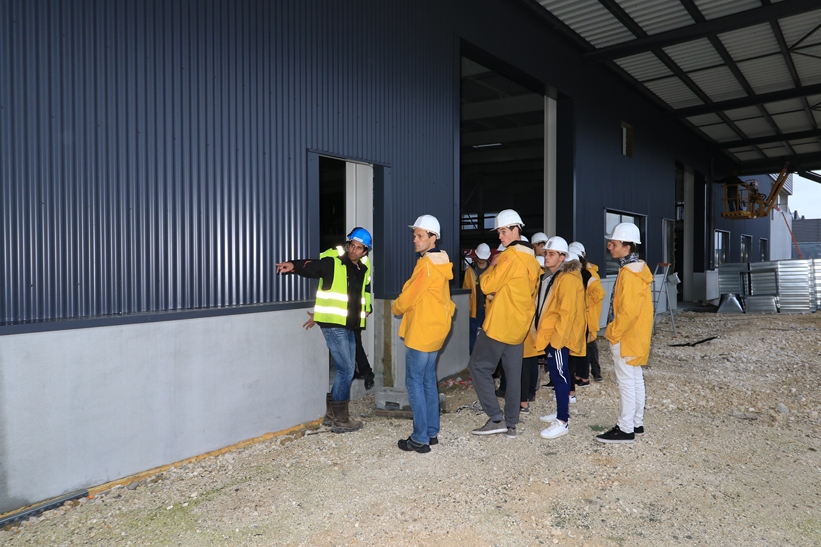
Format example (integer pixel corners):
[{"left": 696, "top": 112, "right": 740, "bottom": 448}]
[{"left": 459, "top": 55, "right": 545, "bottom": 270}]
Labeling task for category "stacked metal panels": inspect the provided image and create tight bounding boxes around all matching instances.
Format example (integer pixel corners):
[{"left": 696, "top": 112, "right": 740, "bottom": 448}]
[
  {"left": 814, "top": 260, "right": 821, "bottom": 311},
  {"left": 718, "top": 263, "right": 749, "bottom": 296},
  {"left": 749, "top": 262, "right": 778, "bottom": 295},
  {"left": 777, "top": 260, "right": 812, "bottom": 313}
]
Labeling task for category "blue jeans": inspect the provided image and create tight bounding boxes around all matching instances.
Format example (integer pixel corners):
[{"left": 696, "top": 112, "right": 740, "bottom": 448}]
[
  {"left": 468, "top": 307, "right": 485, "bottom": 354},
  {"left": 405, "top": 347, "right": 440, "bottom": 445},
  {"left": 322, "top": 327, "right": 356, "bottom": 401}
]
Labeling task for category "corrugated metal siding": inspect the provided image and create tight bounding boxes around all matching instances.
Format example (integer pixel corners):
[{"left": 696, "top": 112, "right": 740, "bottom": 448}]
[
  {"left": 737, "top": 55, "right": 795, "bottom": 95},
  {"left": 614, "top": 52, "right": 672, "bottom": 82},
  {"left": 778, "top": 9, "right": 821, "bottom": 47},
  {"left": 1, "top": 0, "right": 455, "bottom": 323},
  {"left": 663, "top": 38, "right": 724, "bottom": 73},
  {"left": 718, "top": 24, "right": 779, "bottom": 61},
  {"left": 539, "top": 0, "right": 634, "bottom": 48},
  {"left": 694, "top": 0, "right": 761, "bottom": 21},
  {"left": 618, "top": 0, "right": 693, "bottom": 36}
]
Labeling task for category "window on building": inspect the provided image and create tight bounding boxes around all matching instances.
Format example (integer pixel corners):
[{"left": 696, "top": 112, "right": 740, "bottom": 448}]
[
  {"left": 605, "top": 210, "right": 646, "bottom": 275},
  {"left": 714, "top": 230, "right": 730, "bottom": 267},
  {"left": 760, "top": 238, "right": 769, "bottom": 262},
  {"left": 621, "top": 122, "right": 633, "bottom": 158},
  {"left": 662, "top": 218, "right": 675, "bottom": 266},
  {"left": 740, "top": 234, "right": 752, "bottom": 263}
]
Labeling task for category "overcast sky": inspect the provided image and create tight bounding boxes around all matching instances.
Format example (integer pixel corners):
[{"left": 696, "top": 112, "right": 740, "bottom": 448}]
[{"left": 790, "top": 174, "right": 821, "bottom": 220}]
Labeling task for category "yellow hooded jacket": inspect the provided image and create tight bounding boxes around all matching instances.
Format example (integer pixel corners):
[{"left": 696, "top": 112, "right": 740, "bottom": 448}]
[
  {"left": 480, "top": 244, "right": 542, "bottom": 345},
  {"left": 392, "top": 250, "right": 455, "bottom": 352},
  {"left": 605, "top": 261, "right": 654, "bottom": 365},
  {"left": 535, "top": 259, "right": 586, "bottom": 356},
  {"left": 462, "top": 265, "right": 482, "bottom": 319},
  {"left": 584, "top": 262, "right": 605, "bottom": 341}
]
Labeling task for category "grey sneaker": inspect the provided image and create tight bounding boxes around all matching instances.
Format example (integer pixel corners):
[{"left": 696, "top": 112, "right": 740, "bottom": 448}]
[
  {"left": 504, "top": 427, "right": 517, "bottom": 438},
  {"left": 471, "top": 419, "right": 507, "bottom": 435}
]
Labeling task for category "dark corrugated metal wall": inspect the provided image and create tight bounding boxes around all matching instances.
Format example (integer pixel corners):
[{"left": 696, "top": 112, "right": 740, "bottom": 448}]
[{"left": 1, "top": 0, "right": 455, "bottom": 323}]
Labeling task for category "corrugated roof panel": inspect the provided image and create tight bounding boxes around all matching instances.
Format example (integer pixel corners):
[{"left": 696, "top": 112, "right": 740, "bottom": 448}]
[
  {"left": 693, "top": 0, "right": 762, "bottom": 21},
  {"left": 730, "top": 150, "right": 766, "bottom": 161},
  {"left": 698, "top": 123, "right": 741, "bottom": 141},
  {"left": 664, "top": 38, "right": 723, "bottom": 72},
  {"left": 686, "top": 113, "right": 723, "bottom": 126},
  {"left": 761, "top": 145, "right": 791, "bottom": 158},
  {"left": 718, "top": 23, "right": 780, "bottom": 61},
  {"left": 643, "top": 77, "right": 703, "bottom": 108},
  {"left": 617, "top": 0, "right": 693, "bottom": 35},
  {"left": 771, "top": 111, "right": 814, "bottom": 133},
  {"left": 793, "top": 50, "right": 821, "bottom": 86},
  {"left": 815, "top": 110, "right": 821, "bottom": 127},
  {"left": 539, "top": 0, "right": 634, "bottom": 48},
  {"left": 724, "top": 106, "right": 762, "bottom": 120},
  {"left": 792, "top": 142, "right": 821, "bottom": 154},
  {"left": 737, "top": 55, "right": 795, "bottom": 94},
  {"left": 777, "top": 9, "right": 821, "bottom": 47},
  {"left": 763, "top": 98, "right": 806, "bottom": 114},
  {"left": 688, "top": 65, "right": 747, "bottom": 102},
  {"left": 614, "top": 52, "right": 672, "bottom": 82},
  {"left": 733, "top": 117, "right": 775, "bottom": 139}
]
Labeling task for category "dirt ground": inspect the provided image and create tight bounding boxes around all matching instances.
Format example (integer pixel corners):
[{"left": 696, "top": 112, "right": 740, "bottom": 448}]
[{"left": 3, "top": 310, "right": 821, "bottom": 546}]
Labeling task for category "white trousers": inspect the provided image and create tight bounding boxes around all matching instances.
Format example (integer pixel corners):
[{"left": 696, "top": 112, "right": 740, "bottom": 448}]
[{"left": 610, "top": 342, "right": 645, "bottom": 434}]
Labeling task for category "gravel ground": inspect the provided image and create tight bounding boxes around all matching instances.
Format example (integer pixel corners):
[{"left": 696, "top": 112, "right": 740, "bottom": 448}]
[{"left": 4, "top": 311, "right": 821, "bottom": 546}]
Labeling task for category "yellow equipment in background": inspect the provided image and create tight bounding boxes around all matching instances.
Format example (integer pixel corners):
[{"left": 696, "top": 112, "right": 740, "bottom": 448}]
[{"left": 721, "top": 163, "right": 790, "bottom": 220}]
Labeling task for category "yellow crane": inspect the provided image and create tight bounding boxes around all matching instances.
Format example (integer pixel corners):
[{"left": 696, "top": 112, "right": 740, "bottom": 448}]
[{"left": 721, "top": 162, "right": 790, "bottom": 220}]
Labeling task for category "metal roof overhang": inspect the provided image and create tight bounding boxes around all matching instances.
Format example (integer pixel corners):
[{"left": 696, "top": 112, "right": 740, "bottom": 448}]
[{"left": 520, "top": 0, "right": 821, "bottom": 177}]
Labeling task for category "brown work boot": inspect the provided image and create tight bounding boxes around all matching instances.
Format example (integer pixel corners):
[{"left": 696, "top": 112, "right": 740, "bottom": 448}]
[
  {"left": 322, "top": 393, "right": 334, "bottom": 427},
  {"left": 330, "top": 400, "right": 363, "bottom": 433}
]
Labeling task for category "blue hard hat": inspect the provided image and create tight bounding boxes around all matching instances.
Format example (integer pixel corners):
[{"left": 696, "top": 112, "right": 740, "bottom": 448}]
[{"left": 347, "top": 227, "right": 372, "bottom": 249}]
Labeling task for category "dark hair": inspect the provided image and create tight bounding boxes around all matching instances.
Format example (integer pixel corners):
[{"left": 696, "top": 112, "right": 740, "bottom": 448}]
[
  {"left": 622, "top": 241, "right": 637, "bottom": 253},
  {"left": 578, "top": 255, "right": 589, "bottom": 268}
]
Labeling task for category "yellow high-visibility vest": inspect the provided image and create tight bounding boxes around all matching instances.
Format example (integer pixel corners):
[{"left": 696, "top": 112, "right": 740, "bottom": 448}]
[{"left": 313, "top": 247, "right": 371, "bottom": 327}]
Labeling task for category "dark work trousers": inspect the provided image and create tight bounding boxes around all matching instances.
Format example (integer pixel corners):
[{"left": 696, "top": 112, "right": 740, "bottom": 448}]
[
  {"left": 524, "top": 356, "right": 540, "bottom": 402},
  {"left": 354, "top": 329, "right": 374, "bottom": 380},
  {"left": 569, "top": 355, "right": 587, "bottom": 384},
  {"left": 587, "top": 340, "right": 601, "bottom": 378},
  {"left": 468, "top": 330, "right": 523, "bottom": 428}
]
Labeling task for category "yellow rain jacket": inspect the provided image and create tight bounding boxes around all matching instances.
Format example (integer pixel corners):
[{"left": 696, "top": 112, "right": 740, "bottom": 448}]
[
  {"left": 584, "top": 262, "right": 605, "bottom": 341},
  {"left": 605, "top": 261, "right": 654, "bottom": 365},
  {"left": 480, "top": 243, "right": 542, "bottom": 345},
  {"left": 392, "top": 250, "right": 456, "bottom": 352},
  {"left": 535, "top": 259, "right": 586, "bottom": 355},
  {"left": 462, "top": 265, "right": 483, "bottom": 319}
]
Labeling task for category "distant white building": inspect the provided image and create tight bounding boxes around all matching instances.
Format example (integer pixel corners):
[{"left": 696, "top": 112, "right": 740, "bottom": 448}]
[{"left": 769, "top": 173, "right": 793, "bottom": 261}]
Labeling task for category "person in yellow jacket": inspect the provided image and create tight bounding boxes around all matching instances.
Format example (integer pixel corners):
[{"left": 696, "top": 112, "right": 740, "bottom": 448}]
[
  {"left": 469, "top": 210, "right": 542, "bottom": 439},
  {"left": 392, "top": 215, "right": 455, "bottom": 453},
  {"left": 462, "top": 243, "right": 491, "bottom": 353},
  {"left": 568, "top": 241, "right": 606, "bottom": 386},
  {"left": 534, "top": 238, "right": 585, "bottom": 440},
  {"left": 596, "top": 223, "right": 654, "bottom": 444}
]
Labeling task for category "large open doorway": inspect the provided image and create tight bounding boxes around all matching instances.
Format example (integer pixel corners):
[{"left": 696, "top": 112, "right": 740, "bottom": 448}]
[
  {"left": 459, "top": 56, "right": 547, "bottom": 270},
  {"left": 318, "top": 155, "right": 375, "bottom": 387}
]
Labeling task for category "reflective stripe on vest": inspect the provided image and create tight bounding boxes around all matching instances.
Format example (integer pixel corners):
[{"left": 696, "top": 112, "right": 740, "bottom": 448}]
[{"left": 313, "top": 246, "right": 371, "bottom": 327}]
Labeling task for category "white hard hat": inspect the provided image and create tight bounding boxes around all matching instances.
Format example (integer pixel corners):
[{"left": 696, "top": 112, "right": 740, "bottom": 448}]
[
  {"left": 545, "top": 236, "right": 569, "bottom": 254},
  {"left": 497, "top": 243, "right": 506, "bottom": 251},
  {"left": 520, "top": 235, "right": 529, "bottom": 242},
  {"left": 566, "top": 252, "right": 580, "bottom": 262},
  {"left": 568, "top": 241, "right": 586, "bottom": 257},
  {"left": 531, "top": 232, "right": 548, "bottom": 244},
  {"left": 493, "top": 209, "right": 524, "bottom": 231},
  {"left": 536, "top": 255, "right": 545, "bottom": 267},
  {"left": 409, "top": 214, "right": 441, "bottom": 238},
  {"left": 608, "top": 222, "right": 641, "bottom": 244},
  {"left": 475, "top": 243, "right": 491, "bottom": 260}
]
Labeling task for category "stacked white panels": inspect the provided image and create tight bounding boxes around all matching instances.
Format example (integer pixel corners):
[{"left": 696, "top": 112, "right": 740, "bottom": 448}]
[
  {"left": 718, "top": 263, "right": 749, "bottom": 296},
  {"left": 776, "top": 260, "right": 812, "bottom": 313},
  {"left": 749, "top": 262, "right": 778, "bottom": 295},
  {"left": 813, "top": 259, "right": 821, "bottom": 311}
]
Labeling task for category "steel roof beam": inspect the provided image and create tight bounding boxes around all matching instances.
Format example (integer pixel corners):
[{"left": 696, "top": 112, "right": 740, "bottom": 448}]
[
  {"left": 715, "top": 129, "right": 821, "bottom": 149},
  {"left": 736, "top": 152, "right": 821, "bottom": 175},
  {"left": 668, "top": 82, "right": 821, "bottom": 118},
  {"left": 582, "top": 0, "right": 821, "bottom": 63}
]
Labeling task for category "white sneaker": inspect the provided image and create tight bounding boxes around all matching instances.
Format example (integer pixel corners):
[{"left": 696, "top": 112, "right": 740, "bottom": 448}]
[
  {"left": 569, "top": 395, "right": 577, "bottom": 404},
  {"left": 540, "top": 421, "right": 569, "bottom": 439},
  {"left": 539, "top": 412, "right": 557, "bottom": 423}
]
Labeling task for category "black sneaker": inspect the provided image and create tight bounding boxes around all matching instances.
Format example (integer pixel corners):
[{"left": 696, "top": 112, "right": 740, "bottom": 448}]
[
  {"left": 429, "top": 436, "right": 438, "bottom": 445},
  {"left": 398, "top": 437, "right": 431, "bottom": 453},
  {"left": 495, "top": 388, "right": 505, "bottom": 398},
  {"left": 593, "top": 374, "right": 604, "bottom": 383},
  {"left": 634, "top": 426, "right": 644, "bottom": 437},
  {"left": 595, "top": 425, "right": 634, "bottom": 444}
]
